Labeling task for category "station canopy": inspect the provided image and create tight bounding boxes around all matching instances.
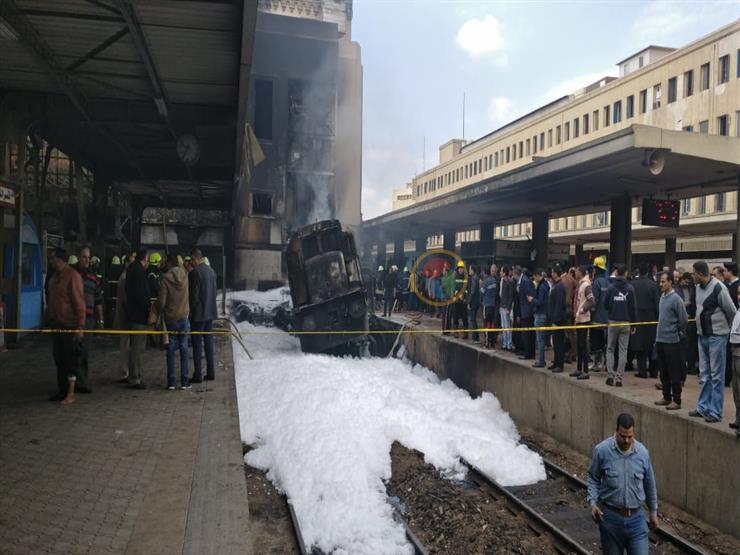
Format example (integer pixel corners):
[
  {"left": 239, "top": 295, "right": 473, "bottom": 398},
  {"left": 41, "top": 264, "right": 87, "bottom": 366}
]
[
  {"left": 0, "top": 0, "right": 257, "bottom": 209},
  {"left": 363, "top": 125, "right": 740, "bottom": 238}
]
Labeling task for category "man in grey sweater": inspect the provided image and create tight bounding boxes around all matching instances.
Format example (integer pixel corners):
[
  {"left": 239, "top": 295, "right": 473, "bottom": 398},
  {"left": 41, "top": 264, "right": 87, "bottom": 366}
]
[
  {"left": 654, "top": 272, "right": 688, "bottom": 410},
  {"left": 689, "top": 261, "right": 736, "bottom": 423}
]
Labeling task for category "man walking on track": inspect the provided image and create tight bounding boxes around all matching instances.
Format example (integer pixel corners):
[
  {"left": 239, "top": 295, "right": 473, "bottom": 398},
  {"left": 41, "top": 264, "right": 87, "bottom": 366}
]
[{"left": 588, "top": 413, "right": 658, "bottom": 555}]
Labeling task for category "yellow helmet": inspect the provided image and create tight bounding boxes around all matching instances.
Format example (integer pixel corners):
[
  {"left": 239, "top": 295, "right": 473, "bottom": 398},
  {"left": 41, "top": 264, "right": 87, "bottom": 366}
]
[
  {"left": 68, "top": 255, "right": 78, "bottom": 265},
  {"left": 203, "top": 257, "right": 210, "bottom": 266},
  {"left": 456, "top": 260, "right": 465, "bottom": 269},
  {"left": 111, "top": 256, "right": 121, "bottom": 265},
  {"left": 378, "top": 265, "right": 384, "bottom": 271},
  {"left": 149, "top": 252, "right": 162, "bottom": 266},
  {"left": 593, "top": 255, "right": 607, "bottom": 270}
]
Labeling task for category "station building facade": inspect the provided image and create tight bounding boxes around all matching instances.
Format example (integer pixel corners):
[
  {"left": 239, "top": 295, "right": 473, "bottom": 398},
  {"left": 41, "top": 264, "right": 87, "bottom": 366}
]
[{"left": 388, "top": 20, "right": 740, "bottom": 263}]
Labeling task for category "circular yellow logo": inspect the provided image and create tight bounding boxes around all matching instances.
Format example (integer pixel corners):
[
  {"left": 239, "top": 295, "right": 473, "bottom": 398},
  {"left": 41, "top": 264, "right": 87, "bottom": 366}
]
[{"left": 409, "top": 249, "right": 470, "bottom": 308}]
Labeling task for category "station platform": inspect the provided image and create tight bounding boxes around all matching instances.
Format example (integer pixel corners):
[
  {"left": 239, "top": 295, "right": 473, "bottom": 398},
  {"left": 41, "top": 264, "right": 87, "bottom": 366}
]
[
  {"left": 382, "top": 310, "right": 740, "bottom": 539},
  {"left": 0, "top": 333, "right": 252, "bottom": 554}
]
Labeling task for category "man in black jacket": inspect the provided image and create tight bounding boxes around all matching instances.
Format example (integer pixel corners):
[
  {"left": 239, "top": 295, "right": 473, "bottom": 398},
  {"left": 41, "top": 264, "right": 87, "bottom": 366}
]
[
  {"left": 547, "top": 265, "right": 567, "bottom": 373},
  {"left": 124, "top": 249, "right": 151, "bottom": 389},
  {"left": 605, "top": 265, "right": 637, "bottom": 387},
  {"left": 630, "top": 263, "right": 660, "bottom": 378}
]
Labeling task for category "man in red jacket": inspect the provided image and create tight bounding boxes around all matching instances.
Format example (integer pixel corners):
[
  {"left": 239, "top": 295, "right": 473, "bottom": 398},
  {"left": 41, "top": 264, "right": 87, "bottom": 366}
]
[{"left": 46, "top": 248, "right": 86, "bottom": 405}]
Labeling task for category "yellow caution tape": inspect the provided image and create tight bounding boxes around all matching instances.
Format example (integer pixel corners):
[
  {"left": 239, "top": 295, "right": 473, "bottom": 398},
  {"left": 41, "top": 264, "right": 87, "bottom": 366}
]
[{"left": 0, "top": 319, "right": 687, "bottom": 336}]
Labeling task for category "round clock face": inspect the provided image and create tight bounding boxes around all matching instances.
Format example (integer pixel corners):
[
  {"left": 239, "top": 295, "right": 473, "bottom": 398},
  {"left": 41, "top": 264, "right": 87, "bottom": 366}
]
[{"left": 176, "top": 134, "right": 200, "bottom": 166}]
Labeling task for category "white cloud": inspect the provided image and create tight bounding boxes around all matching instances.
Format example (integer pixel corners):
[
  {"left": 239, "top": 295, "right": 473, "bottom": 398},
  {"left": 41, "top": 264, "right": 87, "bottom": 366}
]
[
  {"left": 487, "top": 96, "right": 518, "bottom": 126},
  {"left": 628, "top": 1, "right": 739, "bottom": 48},
  {"left": 539, "top": 68, "right": 616, "bottom": 104},
  {"left": 362, "top": 184, "right": 392, "bottom": 219},
  {"left": 455, "top": 15, "right": 505, "bottom": 57}
]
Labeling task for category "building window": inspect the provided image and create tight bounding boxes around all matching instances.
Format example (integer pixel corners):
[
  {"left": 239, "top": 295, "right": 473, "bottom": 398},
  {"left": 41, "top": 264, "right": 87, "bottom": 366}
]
[
  {"left": 604, "top": 105, "right": 610, "bottom": 127},
  {"left": 573, "top": 117, "right": 579, "bottom": 138},
  {"left": 465, "top": 165, "right": 468, "bottom": 179},
  {"left": 626, "top": 95, "right": 634, "bottom": 119},
  {"left": 718, "top": 114, "right": 729, "bottom": 136},
  {"left": 483, "top": 157, "right": 487, "bottom": 172},
  {"left": 593, "top": 110, "right": 599, "bottom": 131},
  {"left": 716, "top": 192, "right": 726, "bottom": 212},
  {"left": 532, "top": 135, "right": 537, "bottom": 154},
  {"left": 252, "top": 192, "right": 272, "bottom": 215},
  {"left": 583, "top": 113, "right": 589, "bottom": 134},
  {"left": 506, "top": 147, "right": 510, "bottom": 163},
  {"left": 638, "top": 55, "right": 644, "bottom": 68},
  {"left": 253, "top": 79, "right": 273, "bottom": 140},
  {"left": 579, "top": 214, "right": 587, "bottom": 228},
  {"left": 512, "top": 144, "right": 517, "bottom": 161},
  {"left": 526, "top": 138, "right": 531, "bottom": 156},
  {"left": 719, "top": 54, "right": 730, "bottom": 84},
  {"left": 652, "top": 83, "right": 661, "bottom": 109},
  {"left": 698, "top": 195, "right": 707, "bottom": 214},
  {"left": 596, "top": 211, "right": 608, "bottom": 226},
  {"left": 489, "top": 154, "right": 493, "bottom": 169},
  {"left": 613, "top": 100, "right": 622, "bottom": 123},
  {"left": 556, "top": 125, "right": 562, "bottom": 144},
  {"left": 639, "top": 89, "right": 647, "bottom": 113},
  {"left": 547, "top": 129, "right": 553, "bottom": 147},
  {"left": 519, "top": 141, "right": 523, "bottom": 158},
  {"left": 423, "top": 182, "right": 428, "bottom": 194},
  {"left": 700, "top": 62, "right": 710, "bottom": 90},
  {"left": 494, "top": 152, "right": 499, "bottom": 167},
  {"left": 540, "top": 132, "right": 545, "bottom": 150},
  {"left": 699, "top": 120, "right": 709, "bottom": 134},
  {"left": 667, "top": 77, "right": 677, "bottom": 103},
  {"left": 737, "top": 111, "right": 740, "bottom": 137},
  {"left": 737, "top": 50, "right": 740, "bottom": 78},
  {"left": 564, "top": 121, "right": 570, "bottom": 141},
  {"left": 684, "top": 70, "right": 694, "bottom": 97},
  {"left": 683, "top": 125, "right": 694, "bottom": 132},
  {"left": 682, "top": 198, "right": 691, "bottom": 215}
]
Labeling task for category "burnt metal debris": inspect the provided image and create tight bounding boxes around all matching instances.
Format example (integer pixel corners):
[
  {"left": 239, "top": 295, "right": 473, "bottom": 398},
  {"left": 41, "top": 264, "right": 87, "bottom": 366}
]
[{"left": 286, "top": 219, "right": 368, "bottom": 354}]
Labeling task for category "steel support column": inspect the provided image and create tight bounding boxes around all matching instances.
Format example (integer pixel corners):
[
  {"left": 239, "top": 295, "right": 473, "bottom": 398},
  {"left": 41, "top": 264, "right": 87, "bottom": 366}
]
[
  {"left": 415, "top": 235, "right": 427, "bottom": 254},
  {"left": 532, "top": 212, "right": 549, "bottom": 270},
  {"left": 574, "top": 243, "right": 584, "bottom": 266},
  {"left": 443, "top": 229, "right": 455, "bottom": 252},
  {"left": 479, "top": 222, "right": 495, "bottom": 242},
  {"left": 609, "top": 195, "right": 632, "bottom": 269},
  {"left": 393, "top": 238, "right": 405, "bottom": 269},
  {"left": 735, "top": 179, "right": 740, "bottom": 264},
  {"left": 665, "top": 237, "right": 677, "bottom": 269}
]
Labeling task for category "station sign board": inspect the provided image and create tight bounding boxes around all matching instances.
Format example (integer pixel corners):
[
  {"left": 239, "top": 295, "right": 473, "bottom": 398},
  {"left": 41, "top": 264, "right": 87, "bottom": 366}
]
[{"left": 0, "top": 183, "right": 15, "bottom": 209}]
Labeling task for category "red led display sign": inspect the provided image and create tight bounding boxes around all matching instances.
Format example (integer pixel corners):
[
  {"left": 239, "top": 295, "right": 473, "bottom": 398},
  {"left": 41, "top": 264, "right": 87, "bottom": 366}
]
[{"left": 641, "top": 198, "right": 680, "bottom": 228}]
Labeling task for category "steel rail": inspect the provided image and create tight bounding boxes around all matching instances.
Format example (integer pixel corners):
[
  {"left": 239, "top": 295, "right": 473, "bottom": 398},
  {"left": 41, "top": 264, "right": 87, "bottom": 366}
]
[
  {"left": 392, "top": 508, "right": 429, "bottom": 555},
  {"left": 286, "top": 498, "right": 308, "bottom": 555},
  {"left": 524, "top": 442, "right": 707, "bottom": 555},
  {"left": 461, "top": 458, "right": 591, "bottom": 555}
]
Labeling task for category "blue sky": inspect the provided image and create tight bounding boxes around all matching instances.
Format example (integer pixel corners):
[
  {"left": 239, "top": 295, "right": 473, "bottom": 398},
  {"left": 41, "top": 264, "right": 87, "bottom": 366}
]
[{"left": 353, "top": 0, "right": 740, "bottom": 219}]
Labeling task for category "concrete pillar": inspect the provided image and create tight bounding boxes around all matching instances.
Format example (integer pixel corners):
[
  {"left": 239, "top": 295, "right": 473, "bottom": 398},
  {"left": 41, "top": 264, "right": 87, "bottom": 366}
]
[
  {"left": 443, "top": 229, "right": 455, "bottom": 252},
  {"left": 415, "top": 235, "right": 427, "bottom": 254},
  {"left": 665, "top": 237, "right": 677, "bottom": 269},
  {"left": 532, "top": 212, "right": 548, "bottom": 269},
  {"left": 575, "top": 243, "right": 584, "bottom": 266},
  {"left": 376, "top": 240, "right": 387, "bottom": 270},
  {"left": 393, "top": 237, "right": 405, "bottom": 268},
  {"left": 609, "top": 195, "right": 632, "bottom": 269},
  {"left": 479, "top": 221, "right": 495, "bottom": 242},
  {"left": 735, "top": 179, "right": 740, "bottom": 264}
]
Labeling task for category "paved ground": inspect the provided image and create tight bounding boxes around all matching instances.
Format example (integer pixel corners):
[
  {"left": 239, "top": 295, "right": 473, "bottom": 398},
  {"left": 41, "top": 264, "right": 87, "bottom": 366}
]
[
  {"left": 386, "top": 309, "right": 738, "bottom": 428},
  {"left": 0, "top": 331, "right": 252, "bottom": 554}
]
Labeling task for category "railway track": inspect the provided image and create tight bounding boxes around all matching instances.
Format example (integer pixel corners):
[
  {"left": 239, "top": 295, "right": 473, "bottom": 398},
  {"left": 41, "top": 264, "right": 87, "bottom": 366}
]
[
  {"left": 462, "top": 450, "right": 706, "bottom": 555},
  {"left": 286, "top": 496, "right": 429, "bottom": 555}
]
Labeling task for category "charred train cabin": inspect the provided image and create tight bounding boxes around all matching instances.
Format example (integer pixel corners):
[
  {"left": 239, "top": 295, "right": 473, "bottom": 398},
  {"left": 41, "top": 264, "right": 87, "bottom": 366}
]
[{"left": 286, "top": 220, "right": 368, "bottom": 353}]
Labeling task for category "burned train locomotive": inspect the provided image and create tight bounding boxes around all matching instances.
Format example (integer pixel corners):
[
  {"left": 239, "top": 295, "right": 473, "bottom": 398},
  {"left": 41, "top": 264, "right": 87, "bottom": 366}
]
[{"left": 286, "top": 220, "right": 369, "bottom": 354}]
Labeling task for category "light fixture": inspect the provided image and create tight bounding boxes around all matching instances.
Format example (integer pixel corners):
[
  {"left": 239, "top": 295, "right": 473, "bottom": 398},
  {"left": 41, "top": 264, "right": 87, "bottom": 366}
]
[{"left": 0, "top": 16, "right": 19, "bottom": 41}]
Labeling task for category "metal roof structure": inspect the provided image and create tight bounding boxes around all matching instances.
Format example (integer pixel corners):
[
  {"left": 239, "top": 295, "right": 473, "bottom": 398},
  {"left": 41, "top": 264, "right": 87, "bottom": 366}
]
[
  {"left": 0, "top": 0, "right": 257, "bottom": 209},
  {"left": 363, "top": 125, "right": 740, "bottom": 239}
]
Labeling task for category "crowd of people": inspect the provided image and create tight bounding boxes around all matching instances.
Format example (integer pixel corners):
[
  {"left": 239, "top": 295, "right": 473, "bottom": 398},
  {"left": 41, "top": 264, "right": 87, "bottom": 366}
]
[
  {"left": 376, "top": 257, "right": 740, "bottom": 436},
  {"left": 45, "top": 246, "right": 219, "bottom": 405}
]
